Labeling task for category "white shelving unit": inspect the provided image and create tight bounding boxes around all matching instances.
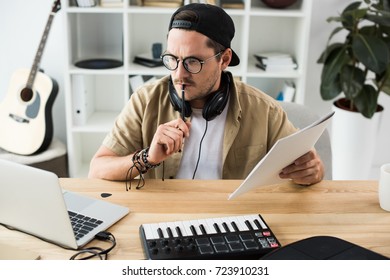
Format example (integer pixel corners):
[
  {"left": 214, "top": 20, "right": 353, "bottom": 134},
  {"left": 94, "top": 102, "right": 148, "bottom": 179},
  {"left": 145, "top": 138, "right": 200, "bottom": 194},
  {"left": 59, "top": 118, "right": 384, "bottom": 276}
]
[{"left": 63, "top": 0, "right": 312, "bottom": 177}]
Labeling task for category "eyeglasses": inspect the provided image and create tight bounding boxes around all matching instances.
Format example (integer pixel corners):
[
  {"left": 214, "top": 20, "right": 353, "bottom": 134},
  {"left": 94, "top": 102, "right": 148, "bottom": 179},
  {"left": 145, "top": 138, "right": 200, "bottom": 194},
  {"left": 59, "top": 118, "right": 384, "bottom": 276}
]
[{"left": 161, "top": 51, "right": 223, "bottom": 74}]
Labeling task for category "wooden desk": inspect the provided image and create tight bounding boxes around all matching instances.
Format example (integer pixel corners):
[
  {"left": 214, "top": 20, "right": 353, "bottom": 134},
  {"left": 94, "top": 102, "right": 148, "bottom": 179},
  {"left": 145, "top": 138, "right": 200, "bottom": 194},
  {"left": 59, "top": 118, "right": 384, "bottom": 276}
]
[{"left": 1, "top": 179, "right": 389, "bottom": 259}]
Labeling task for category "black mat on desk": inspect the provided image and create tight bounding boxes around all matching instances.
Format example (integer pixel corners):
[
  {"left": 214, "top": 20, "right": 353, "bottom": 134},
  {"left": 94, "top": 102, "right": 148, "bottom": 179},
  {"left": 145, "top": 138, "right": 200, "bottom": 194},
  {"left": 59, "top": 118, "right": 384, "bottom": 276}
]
[{"left": 261, "top": 236, "right": 388, "bottom": 260}]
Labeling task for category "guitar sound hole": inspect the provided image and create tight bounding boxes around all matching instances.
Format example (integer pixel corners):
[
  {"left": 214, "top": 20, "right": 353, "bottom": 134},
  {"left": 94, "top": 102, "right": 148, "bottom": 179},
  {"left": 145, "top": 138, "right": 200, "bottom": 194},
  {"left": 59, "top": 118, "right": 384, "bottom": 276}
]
[{"left": 21, "top": 88, "right": 33, "bottom": 102}]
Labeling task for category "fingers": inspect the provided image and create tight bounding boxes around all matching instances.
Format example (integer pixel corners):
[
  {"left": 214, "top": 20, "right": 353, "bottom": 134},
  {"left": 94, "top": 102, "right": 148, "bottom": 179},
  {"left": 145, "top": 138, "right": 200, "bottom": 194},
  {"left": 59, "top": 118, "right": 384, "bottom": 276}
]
[
  {"left": 158, "top": 124, "right": 185, "bottom": 153},
  {"left": 161, "top": 119, "right": 190, "bottom": 149},
  {"left": 280, "top": 165, "right": 321, "bottom": 185},
  {"left": 279, "top": 150, "right": 324, "bottom": 185},
  {"left": 173, "top": 119, "right": 191, "bottom": 138},
  {"left": 148, "top": 118, "right": 191, "bottom": 163}
]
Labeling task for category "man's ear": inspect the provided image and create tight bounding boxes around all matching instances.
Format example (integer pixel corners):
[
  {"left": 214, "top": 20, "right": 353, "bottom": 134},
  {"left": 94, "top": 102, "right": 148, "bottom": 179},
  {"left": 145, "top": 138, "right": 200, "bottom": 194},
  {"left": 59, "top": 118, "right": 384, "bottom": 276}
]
[{"left": 221, "top": 49, "right": 232, "bottom": 70}]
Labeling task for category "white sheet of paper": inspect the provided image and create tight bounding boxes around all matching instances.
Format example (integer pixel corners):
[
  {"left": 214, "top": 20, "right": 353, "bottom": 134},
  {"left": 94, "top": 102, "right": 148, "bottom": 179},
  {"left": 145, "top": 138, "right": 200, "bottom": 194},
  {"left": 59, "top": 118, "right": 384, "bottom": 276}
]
[{"left": 228, "top": 111, "right": 334, "bottom": 200}]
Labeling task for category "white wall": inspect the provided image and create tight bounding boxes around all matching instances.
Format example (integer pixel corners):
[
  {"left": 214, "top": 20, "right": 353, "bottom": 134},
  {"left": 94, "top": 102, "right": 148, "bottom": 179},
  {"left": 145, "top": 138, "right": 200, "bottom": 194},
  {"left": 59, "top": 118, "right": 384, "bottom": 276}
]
[{"left": 1, "top": 0, "right": 389, "bottom": 177}]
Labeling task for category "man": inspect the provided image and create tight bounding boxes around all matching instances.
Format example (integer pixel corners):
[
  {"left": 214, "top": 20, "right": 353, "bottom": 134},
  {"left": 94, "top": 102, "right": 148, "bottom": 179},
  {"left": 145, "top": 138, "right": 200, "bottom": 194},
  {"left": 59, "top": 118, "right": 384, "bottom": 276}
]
[{"left": 88, "top": 3, "right": 324, "bottom": 185}]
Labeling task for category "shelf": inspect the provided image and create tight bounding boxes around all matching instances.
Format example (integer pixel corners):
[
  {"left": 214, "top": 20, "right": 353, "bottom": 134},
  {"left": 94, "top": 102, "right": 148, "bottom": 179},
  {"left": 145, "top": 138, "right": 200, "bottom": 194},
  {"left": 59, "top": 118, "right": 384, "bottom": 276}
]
[
  {"left": 63, "top": 0, "right": 312, "bottom": 177},
  {"left": 72, "top": 111, "right": 118, "bottom": 133},
  {"left": 127, "top": 6, "right": 180, "bottom": 14},
  {"left": 247, "top": 58, "right": 301, "bottom": 78},
  {"left": 69, "top": 65, "right": 125, "bottom": 75},
  {"left": 127, "top": 63, "right": 167, "bottom": 75},
  {"left": 66, "top": 7, "right": 124, "bottom": 13}
]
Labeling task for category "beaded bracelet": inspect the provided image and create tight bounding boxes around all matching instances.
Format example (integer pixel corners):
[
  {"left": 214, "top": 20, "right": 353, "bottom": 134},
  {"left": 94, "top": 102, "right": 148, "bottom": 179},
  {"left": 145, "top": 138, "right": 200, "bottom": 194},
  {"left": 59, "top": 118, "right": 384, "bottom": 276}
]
[
  {"left": 141, "top": 147, "right": 161, "bottom": 170},
  {"left": 132, "top": 149, "right": 147, "bottom": 174},
  {"left": 125, "top": 148, "right": 161, "bottom": 191}
]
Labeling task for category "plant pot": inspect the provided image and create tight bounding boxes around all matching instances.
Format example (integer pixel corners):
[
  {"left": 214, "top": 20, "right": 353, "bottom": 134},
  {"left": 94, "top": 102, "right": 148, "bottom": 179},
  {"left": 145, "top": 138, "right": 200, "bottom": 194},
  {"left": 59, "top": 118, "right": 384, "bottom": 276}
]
[{"left": 332, "top": 98, "right": 384, "bottom": 180}]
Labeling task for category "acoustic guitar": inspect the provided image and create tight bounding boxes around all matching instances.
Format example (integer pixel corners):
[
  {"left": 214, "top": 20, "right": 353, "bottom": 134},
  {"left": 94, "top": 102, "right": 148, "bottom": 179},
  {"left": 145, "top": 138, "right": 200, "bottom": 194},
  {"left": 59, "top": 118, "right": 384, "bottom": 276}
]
[{"left": 0, "top": 0, "right": 61, "bottom": 155}]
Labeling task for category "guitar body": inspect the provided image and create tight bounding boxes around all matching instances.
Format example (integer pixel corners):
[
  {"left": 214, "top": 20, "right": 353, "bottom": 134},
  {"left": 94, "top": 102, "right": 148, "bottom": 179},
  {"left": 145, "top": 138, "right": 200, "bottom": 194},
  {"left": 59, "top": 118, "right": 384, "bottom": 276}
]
[{"left": 0, "top": 68, "right": 58, "bottom": 155}]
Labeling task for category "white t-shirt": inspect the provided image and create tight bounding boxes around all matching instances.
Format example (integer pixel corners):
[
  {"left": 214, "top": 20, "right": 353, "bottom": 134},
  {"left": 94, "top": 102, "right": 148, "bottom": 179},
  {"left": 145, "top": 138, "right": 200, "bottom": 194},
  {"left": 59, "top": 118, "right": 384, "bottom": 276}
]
[{"left": 176, "top": 103, "right": 229, "bottom": 179}]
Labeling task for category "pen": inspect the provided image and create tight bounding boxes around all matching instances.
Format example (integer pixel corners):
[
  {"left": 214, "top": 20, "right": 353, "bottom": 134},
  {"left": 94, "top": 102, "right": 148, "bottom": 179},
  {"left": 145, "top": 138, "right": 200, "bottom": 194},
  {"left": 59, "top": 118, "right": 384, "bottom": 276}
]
[
  {"left": 181, "top": 84, "right": 186, "bottom": 121},
  {"left": 179, "top": 84, "right": 186, "bottom": 153}
]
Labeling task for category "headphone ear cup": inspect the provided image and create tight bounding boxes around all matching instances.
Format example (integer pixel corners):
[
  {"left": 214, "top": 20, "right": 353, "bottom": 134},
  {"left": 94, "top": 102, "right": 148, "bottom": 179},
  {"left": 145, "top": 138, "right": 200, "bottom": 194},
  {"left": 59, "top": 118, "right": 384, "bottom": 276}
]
[
  {"left": 202, "top": 91, "right": 228, "bottom": 121},
  {"left": 168, "top": 79, "right": 192, "bottom": 117},
  {"left": 202, "top": 72, "right": 230, "bottom": 121}
]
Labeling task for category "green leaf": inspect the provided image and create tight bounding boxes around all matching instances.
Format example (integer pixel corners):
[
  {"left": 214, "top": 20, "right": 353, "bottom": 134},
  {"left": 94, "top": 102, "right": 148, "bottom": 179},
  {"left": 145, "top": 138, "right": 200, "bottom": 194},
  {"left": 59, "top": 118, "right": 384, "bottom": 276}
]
[
  {"left": 380, "top": 24, "right": 390, "bottom": 36},
  {"left": 320, "top": 74, "right": 342, "bottom": 100},
  {"left": 359, "top": 25, "right": 380, "bottom": 35},
  {"left": 326, "top": 16, "right": 343, "bottom": 23},
  {"left": 342, "top": 1, "right": 361, "bottom": 15},
  {"left": 340, "top": 65, "right": 365, "bottom": 99},
  {"left": 354, "top": 84, "right": 379, "bottom": 118},
  {"left": 342, "top": 4, "right": 367, "bottom": 30},
  {"left": 327, "top": 27, "right": 345, "bottom": 43},
  {"left": 317, "top": 42, "right": 343, "bottom": 63},
  {"left": 366, "top": 13, "right": 390, "bottom": 27},
  {"left": 370, "top": 0, "right": 390, "bottom": 17},
  {"left": 352, "top": 33, "right": 390, "bottom": 73},
  {"left": 341, "top": 2, "right": 364, "bottom": 22},
  {"left": 319, "top": 46, "right": 349, "bottom": 100},
  {"left": 383, "top": 0, "right": 390, "bottom": 11}
]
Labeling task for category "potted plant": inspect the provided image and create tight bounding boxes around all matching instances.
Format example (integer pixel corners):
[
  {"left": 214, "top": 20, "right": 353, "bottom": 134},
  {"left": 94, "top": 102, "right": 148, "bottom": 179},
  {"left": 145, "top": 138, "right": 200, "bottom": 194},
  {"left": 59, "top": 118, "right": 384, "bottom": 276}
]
[{"left": 317, "top": 0, "right": 390, "bottom": 179}]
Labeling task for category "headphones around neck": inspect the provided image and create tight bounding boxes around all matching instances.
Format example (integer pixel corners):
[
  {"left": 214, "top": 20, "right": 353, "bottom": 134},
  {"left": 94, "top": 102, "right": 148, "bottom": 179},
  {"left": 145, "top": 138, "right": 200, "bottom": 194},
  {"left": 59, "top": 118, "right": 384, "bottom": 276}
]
[{"left": 168, "top": 72, "right": 231, "bottom": 121}]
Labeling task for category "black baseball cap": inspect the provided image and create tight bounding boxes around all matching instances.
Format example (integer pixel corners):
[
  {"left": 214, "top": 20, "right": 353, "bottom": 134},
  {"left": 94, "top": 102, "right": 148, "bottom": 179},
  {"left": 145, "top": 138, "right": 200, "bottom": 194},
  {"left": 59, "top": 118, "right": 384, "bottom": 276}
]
[{"left": 168, "top": 3, "right": 240, "bottom": 66}]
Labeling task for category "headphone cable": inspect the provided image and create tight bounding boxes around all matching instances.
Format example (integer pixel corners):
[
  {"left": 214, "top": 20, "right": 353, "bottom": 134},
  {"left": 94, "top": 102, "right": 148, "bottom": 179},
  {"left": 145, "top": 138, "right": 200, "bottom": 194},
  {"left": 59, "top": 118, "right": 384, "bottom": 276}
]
[{"left": 192, "top": 120, "right": 208, "bottom": 179}]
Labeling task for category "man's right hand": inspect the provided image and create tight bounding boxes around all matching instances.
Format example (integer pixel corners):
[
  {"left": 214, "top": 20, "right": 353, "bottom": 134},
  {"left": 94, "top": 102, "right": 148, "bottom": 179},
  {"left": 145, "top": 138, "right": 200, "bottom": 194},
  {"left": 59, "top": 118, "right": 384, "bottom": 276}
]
[{"left": 147, "top": 118, "right": 191, "bottom": 165}]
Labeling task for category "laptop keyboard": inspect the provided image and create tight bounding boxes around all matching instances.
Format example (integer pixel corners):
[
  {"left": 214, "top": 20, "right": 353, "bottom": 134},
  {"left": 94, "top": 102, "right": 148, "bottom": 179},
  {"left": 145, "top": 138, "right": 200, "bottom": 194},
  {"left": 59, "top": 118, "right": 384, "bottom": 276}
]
[{"left": 68, "top": 211, "right": 103, "bottom": 240}]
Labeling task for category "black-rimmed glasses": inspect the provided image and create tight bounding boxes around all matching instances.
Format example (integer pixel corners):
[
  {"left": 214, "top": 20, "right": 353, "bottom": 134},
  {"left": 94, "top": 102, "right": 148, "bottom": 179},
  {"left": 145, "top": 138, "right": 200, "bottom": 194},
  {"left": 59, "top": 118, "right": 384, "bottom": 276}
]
[{"left": 161, "top": 51, "right": 223, "bottom": 74}]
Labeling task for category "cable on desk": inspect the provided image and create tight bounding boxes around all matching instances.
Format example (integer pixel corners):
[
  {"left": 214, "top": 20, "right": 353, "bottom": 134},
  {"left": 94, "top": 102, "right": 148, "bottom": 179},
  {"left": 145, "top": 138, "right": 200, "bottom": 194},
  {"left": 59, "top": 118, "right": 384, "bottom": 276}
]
[{"left": 69, "top": 231, "right": 116, "bottom": 260}]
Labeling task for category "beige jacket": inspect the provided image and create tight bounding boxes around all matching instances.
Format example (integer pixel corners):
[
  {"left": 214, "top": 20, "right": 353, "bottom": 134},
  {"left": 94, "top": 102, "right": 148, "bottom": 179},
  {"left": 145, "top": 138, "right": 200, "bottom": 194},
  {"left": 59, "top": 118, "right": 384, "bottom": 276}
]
[{"left": 103, "top": 73, "right": 296, "bottom": 179}]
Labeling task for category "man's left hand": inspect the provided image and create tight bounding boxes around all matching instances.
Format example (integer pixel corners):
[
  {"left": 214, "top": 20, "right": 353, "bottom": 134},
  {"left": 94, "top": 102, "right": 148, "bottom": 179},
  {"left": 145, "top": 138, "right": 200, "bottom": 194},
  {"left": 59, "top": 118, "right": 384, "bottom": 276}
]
[{"left": 279, "top": 149, "right": 324, "bottom": 185}]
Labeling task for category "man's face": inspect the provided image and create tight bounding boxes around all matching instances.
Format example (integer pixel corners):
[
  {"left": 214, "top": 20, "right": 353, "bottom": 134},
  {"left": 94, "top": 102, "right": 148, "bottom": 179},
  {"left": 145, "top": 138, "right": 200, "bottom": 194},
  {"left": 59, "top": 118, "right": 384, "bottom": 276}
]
[{"left": 166, "top": 29, "right": 227, "bottom": 109}]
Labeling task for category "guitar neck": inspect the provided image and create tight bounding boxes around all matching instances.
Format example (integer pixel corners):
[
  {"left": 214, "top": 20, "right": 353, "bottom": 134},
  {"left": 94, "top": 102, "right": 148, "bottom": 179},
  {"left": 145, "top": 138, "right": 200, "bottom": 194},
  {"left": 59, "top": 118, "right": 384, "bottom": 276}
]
[
  {"left": 26, "top": 0, "right": 61, "bottom": 89},
  {"left": 26, "top": 14, "right": 55, "bottom": 89}
]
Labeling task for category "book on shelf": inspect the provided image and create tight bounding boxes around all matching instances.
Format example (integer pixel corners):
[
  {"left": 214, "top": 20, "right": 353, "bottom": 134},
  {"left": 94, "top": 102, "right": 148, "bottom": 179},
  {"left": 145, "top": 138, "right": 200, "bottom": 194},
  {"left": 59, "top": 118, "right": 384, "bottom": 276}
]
[
  {"left": 76, "top": 0, "right": 97, "bottom": 7},
  {"left": 220, "top": 0, "right": 244, "bottom": 9},
  {"left": 142, "top": 0, "right": 183, "bottom": 7},
  {"left": 184, "top": 0, "right": 220, "bottom": 4},
  {"left": 254, "top": 52, "right": 292, "bottom": 60},
  {"left": 134, "top": 52, "right": 164, "bottom": 68},
  {"left": 254, "top": 52, "right": 294, "bottom": 63},
  {"left": 183, "top": 0, "right": 244, "bottom": 6},
  {"left": 256, "top": 62, "right": 298, "bottom": 72},
  {"left": 254, "top": 52, "right": 298, "bottom": 72},
  {"left": 204, "top": 0, "right": 218, "bottom": 4},
  {"left": 100, "top": 0, "right": 123, "bottom": 7},
  {"left": 258, "top": 56, "right": 295, "bottom": 65}
]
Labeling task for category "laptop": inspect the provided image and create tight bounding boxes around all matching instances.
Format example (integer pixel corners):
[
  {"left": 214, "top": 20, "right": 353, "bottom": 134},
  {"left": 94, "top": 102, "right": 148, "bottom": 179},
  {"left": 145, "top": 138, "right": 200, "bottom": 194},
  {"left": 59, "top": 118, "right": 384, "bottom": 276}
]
[{"left": 0, "top": 159, "right": 129, "bottom": 249}]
